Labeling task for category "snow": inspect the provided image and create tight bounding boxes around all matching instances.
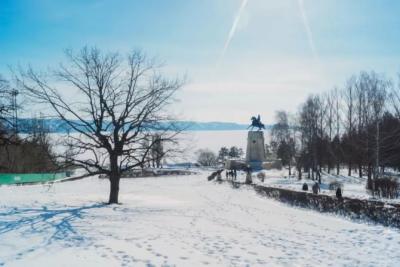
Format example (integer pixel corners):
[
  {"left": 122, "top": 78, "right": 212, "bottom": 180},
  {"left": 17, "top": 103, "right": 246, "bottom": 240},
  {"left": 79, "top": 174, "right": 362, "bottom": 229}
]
[
  {"left": 1, "top": 174, "right": 400, "bottom": 266},
  {"left": 247, "top": 169, "right": 400, "bottom": 204}
]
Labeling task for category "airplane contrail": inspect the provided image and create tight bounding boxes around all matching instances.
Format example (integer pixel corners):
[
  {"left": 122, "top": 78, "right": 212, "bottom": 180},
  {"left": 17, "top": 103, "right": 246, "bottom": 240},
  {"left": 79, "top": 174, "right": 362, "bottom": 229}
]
[
  {"left": 217, "top": 0, "right": 249, "bottom": 66},
  {"left": 297, "top": 0, "right": 317, "bottom": 59}
]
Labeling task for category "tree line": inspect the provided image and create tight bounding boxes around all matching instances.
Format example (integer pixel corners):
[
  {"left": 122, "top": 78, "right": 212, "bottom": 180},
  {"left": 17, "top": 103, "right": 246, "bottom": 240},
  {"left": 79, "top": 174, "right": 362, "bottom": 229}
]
[
  {"left": 271, "top": 71, "right": 400, "bottom": 190},
  {"left": 196, "top": 146, "right": 244, "bottom": 167},
  {"left": 0, "top": 76, "right": 58, "bottom": 173}
]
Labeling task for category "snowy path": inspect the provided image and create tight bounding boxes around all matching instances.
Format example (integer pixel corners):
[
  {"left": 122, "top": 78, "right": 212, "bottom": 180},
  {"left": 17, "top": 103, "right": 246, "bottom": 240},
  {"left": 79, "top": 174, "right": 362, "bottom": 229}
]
[{"left": 0, "top": 175, "right": 399, "bottom": 266}]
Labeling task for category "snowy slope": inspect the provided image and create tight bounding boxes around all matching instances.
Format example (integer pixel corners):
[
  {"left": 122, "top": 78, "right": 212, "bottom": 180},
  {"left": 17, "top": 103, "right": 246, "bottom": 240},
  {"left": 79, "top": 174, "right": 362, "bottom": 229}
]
[
  {"left": 0, "top": 174, "right": 399, "bottom": 266},
  {"left": 249, "top": 169, "right": 400, "bottom": 204}
]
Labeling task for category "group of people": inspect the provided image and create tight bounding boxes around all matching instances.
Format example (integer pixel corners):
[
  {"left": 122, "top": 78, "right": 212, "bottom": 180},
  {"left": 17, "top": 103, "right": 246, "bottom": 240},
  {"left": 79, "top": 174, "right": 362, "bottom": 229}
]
[
  {"left": 302, "top": 182, "right": 320, "bottom": 194},
  {"left": 302, "top": 181, "right": 343, "bottom": 200},
  {"left": 226, "top": 169, "right": 237, "bottom": 180}
]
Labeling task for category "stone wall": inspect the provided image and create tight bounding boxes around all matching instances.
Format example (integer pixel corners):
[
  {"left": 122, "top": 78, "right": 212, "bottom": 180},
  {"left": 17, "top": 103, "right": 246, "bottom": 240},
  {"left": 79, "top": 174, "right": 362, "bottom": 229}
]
[{"left": 228, "top": 181, "right": 400, "bottom": 228}]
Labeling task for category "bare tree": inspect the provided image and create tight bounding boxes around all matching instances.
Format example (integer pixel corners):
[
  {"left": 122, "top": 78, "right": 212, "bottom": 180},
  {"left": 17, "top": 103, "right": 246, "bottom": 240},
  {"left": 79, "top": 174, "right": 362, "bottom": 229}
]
[
  {"left": 363, "top": 72, "right": 388, "bottom": 179},
  {"left": 333, "top": 87, "right": 342, "bottom": 175},
  {"left": 196, "top": 149, "right": 217, "bottom": 167},
  {"left": 316, "top": 95, "right": 327, "bottom": 175},
  {"left": 271, "top": 110, "right": 290, "bottom": 148},
  {"left": 349, "top": 72, "right": 389, "bottom": 186},
  {"left": 0, "top": 75, "right": 13, "bottom": 143},
  {"left": 324, "top": 91, "right": 335, "bottom": 173},
  {"left": 271, "top": 111, "right": 296, "bottom": 176},
  {"left": 343, "top": 77, "right": 356, "bottom": 176},
  {"left": 218, "top": 146, "right": 229, "bottom": 161},
  {"left": 299, "top": 96, "right": 322, "bottom": 180},
  {"left": 388, "top": 73, "right": 400, "bottom": 119},
  {"left": 17, "top": 47, "right": 184, "bottom": 204}
]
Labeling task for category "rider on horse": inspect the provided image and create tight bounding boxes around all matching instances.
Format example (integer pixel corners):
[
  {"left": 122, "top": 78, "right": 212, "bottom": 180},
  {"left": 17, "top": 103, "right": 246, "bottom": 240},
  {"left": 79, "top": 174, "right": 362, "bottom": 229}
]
[{"left": 248, "top": 114, "right": 265, "bottom": 131}]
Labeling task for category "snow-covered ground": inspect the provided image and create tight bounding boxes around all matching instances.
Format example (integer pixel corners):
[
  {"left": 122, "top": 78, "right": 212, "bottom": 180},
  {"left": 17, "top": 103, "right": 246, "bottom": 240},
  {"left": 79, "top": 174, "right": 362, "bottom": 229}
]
[{"left": 1, "top": 174, "right": 400, "bottom": 266}]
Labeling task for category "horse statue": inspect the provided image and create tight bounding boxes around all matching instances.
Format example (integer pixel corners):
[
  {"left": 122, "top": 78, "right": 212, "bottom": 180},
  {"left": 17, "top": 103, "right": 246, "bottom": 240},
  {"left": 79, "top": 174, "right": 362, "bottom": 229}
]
[{"left": 248, "top": 115, "right": 265, "bottom": 131}]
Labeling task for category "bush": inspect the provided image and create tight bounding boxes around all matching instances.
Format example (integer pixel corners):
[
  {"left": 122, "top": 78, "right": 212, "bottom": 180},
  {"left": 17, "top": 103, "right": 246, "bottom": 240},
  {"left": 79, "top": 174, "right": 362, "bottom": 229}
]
[
  {"left": 370, "top": 178, "right": 399, "bottom": 199},
  {"left": 196, "top": 149, "right": 217, "bottom": 167},
  {"left": 0, "top": 137, "right": 58, "bottom": 173}
]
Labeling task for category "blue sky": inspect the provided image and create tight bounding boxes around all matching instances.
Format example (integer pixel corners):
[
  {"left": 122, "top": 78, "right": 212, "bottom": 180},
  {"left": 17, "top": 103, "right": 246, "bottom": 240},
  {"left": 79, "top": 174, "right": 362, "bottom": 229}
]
[{"left": 1, "top": 0, "right": 400, "bottom": 123}]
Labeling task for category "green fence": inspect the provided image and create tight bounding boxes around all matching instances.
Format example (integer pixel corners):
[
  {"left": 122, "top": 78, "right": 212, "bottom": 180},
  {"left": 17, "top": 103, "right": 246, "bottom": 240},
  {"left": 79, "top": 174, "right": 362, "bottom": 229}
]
[{"left": 0, "top": 172, "right": 67, "bottom": 185}]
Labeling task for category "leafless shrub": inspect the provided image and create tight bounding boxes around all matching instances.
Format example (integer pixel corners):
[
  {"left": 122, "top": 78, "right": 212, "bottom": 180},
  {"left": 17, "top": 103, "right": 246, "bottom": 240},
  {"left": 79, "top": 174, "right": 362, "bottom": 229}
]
[{"left": 370, "top": 177, "right": 399, "bottom": 199}]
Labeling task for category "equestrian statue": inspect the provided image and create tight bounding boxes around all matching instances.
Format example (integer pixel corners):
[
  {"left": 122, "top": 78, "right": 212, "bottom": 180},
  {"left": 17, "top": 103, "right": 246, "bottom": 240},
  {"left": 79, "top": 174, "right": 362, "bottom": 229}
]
[{"left": 248, "top": 115, "right": 265, "bottom": 131}]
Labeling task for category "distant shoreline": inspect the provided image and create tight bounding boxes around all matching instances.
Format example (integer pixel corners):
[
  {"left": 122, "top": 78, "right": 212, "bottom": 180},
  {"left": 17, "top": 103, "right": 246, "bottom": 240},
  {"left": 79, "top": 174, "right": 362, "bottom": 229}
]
[{"left": 11, "top": 118, "right": 271, "bottom": 133}]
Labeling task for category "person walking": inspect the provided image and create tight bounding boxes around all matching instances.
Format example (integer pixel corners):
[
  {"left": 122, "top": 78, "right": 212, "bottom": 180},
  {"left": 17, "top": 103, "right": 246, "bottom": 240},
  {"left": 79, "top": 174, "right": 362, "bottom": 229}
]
[
  {"left": 302, "top": 183, "right": 308, "bottom": 191},
  {"left": 336, "top": 187, "right": 343, "bottom": 200},
  {"left": 312, "top": 182, "right": 320, "bottom": 194}
]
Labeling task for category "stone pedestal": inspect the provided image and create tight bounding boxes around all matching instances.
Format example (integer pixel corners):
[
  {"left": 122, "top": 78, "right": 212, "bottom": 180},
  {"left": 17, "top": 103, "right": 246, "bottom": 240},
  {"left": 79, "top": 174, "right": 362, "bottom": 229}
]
[{"left": 246, "top": 131, "right": 266, "bottom": 171}]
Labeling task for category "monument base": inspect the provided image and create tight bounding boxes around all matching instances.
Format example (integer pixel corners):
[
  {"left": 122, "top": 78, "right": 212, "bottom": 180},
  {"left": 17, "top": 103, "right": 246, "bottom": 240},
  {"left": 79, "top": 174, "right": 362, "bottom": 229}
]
[
  {"left": 246, "top": 131, "right": 266, "bottom": 171},
  {"left": 247, "top": 161, "right": 263, "bottom": 171}
]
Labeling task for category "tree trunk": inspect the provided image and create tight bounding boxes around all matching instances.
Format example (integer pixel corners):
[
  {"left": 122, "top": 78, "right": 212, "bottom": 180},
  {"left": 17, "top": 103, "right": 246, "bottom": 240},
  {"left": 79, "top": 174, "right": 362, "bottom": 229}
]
[
  {"left": 367, "top": 162, "right": 373, "bottom": 190},
  {"left": 311, "top": 167, "right": 315, "bottom": 180},
  {"left": 376, "top": 119, "right": 380, "bottom": 179},
  {"left": 288, "top": 162, "right": 291, "bottom": 176},
  {"left": 358, "top": 163, "right": 362, "bottom": 178},
  {"left": 297, "top": 166, "right": 302, "bottom": 180},
  {"left": 367, "top": 163, "right": 372, "bottom": 181},
  {"left": 109, "top": 175, "right": 120, "bottom": 204},
  {"left": 348, "top": 162, "right": 351, "bottom": 176},
  {"left": 109, "top": 154, "right": 120, "bottom": 204},
  {"left": 317, "top": 170, "right": 321, "bottom": 184},
  {"left": 336, "top": 162, "right": 340, "bottom": 175}
]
